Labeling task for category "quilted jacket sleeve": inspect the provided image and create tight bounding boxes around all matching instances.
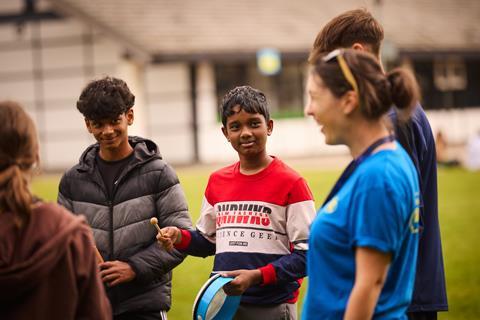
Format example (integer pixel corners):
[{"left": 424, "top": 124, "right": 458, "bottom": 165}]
[
  {"left": 57, "top": 173, "right": 74, "bottom": 213},
  {"left": 127, "top": 163, "right": 193, "bottom": 284}
]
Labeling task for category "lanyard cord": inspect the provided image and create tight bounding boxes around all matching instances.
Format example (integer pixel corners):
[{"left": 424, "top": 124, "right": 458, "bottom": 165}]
[{"left": 322, "top": 135, "right": 395, "bottom": 206}]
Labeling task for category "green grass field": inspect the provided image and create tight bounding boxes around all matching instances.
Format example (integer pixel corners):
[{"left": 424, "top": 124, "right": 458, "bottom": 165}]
[{"left": 31, "top": 166, "right": 480, "bottom": 319}]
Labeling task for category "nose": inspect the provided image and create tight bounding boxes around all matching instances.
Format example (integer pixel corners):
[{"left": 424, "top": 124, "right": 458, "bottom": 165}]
[
  {"left": 304, "top": 101, "right": 313, "bottom": 117},
  {"left": 103, "top": 124, "right": 114, "bottom": 135},
  {"left": 240, "top": 127, "right": 252, "bottom": 139}
]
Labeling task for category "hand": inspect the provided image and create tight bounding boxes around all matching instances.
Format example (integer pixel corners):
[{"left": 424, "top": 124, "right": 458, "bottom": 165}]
[
  {"left": 156, "top": 226, "right": 181, "bottom": 252},
  {"left": 220, "top": 269, "right": 262, "bottom": 296},
  {"left": 99, "top": 260, "right": 136, "bottom": 287}
]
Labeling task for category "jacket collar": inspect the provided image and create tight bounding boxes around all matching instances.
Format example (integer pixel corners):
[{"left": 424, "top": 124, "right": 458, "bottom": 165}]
[{"left": 77, "top": 136, "right": 162, "bottom": 173}]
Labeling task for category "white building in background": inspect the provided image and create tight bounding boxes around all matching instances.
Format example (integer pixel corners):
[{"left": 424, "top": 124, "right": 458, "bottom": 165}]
[{"left": 0, "top": 0, "right": 479, "bottom": 170}]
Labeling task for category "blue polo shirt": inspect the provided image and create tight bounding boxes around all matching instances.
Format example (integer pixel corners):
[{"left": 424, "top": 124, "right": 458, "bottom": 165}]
[
  {"left": 389, "top": 104, "right": 448, "bottom": 312},
  {"left": 302, "top": 144, "right": 419, "bottom": 319}
]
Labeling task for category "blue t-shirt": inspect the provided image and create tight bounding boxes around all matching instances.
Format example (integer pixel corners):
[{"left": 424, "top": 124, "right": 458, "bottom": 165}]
[
  {"left": 389, "top": 104, "right": 448, "bottom": 311},
  {"left": 302, "top": 144, "right": 420, "bottom": 319}
]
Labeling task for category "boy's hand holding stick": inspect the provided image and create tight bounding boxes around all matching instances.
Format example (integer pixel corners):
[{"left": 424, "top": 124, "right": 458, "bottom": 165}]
[
  {"left": 150, "top": 217, "right": 163, "bottom": 236},
  {"left": 151, "top": 218, "right": 181, "bottom": 252}
]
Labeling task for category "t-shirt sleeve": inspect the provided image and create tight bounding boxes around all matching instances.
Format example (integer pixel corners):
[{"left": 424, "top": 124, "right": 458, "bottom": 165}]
[{"left": 350, "top": 186, "right": 406, "bottom": 257}]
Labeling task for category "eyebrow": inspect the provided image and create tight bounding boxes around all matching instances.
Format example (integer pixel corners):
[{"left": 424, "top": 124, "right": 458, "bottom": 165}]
[{"left": 91, "top": 117, "right": 121, "bottom": 124}]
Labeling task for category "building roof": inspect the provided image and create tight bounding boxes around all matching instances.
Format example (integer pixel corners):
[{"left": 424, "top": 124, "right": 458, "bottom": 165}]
[{"left": 48, "top": 0, "right": 480, "bottom": 62}]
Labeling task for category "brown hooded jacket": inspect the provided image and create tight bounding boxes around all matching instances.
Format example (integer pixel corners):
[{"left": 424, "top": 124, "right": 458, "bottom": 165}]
[{"left": 0, "top": 202, "right": 111, "bottom": 319}]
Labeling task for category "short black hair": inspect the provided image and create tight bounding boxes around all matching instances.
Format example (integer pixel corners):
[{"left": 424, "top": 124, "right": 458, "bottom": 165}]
[
  {"left": 76, "top": 76, "right": 135, "bottom": 121},
  {"left": 220, "top": 86, "right": 269, "bottom": 126}
]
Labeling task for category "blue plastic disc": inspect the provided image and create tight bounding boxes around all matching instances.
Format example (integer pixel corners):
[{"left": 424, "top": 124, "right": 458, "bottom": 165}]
[{"left": 192, "top": 274, "right": 242, "bottom": 320}]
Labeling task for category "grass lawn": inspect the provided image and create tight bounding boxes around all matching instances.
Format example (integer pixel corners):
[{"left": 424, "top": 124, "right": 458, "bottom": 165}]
[{"left": 31, "top": 166, "right": 480, "bottom": 319}]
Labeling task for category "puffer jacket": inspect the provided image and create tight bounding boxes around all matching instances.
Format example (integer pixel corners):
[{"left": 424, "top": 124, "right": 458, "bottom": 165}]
[{"left": 58, "top": 136, "right": 192, "bottom": 315}]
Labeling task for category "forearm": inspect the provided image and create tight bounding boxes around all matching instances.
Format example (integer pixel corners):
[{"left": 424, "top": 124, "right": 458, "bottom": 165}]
[
  {"left": 265, "top": 249, "right": 306, "bottom": 285},
  {"left": 175, "top": 229, "right": 216, "bottom": 257},
  {"left": 344, "top": 281, "right": 383, "bottom": 320}
]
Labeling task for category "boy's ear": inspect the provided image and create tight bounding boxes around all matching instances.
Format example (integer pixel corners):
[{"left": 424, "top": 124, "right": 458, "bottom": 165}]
[
  {"left": 85, "top": 118, "right": 93, "bottom": 133},
  {"left": 126, "top": 108, "right": 134, "bottom": 125},
  {"left": 351, "top": 42, "right": 368, "bottom": 52},
  {"left": 221, "top": 126, "right": 229, "bottom": 141},
  {"left": 267, "top": 119, "right": 274, "bottom": 136}
]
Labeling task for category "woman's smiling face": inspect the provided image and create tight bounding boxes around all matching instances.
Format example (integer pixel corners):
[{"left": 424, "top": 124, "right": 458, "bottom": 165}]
[{"left": 305, "top": 74, "right": 346, "bottom": 146}]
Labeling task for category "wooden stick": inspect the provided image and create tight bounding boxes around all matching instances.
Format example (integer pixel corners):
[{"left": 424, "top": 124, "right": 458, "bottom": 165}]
[
  {"left": 150, "top": 217, "right": 163, "bottom": 236},
  {"left": 93, "top": 245, "right": 104, "bottom": 263}
]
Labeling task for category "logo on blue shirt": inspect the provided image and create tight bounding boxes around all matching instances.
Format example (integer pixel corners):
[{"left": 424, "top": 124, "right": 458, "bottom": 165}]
[
  {"left": 323, "top": 196, "right": 338, "bottom": 214},
  {"left": 409, "top": 208, "right": 420, "bottom": 233},
  {"left": 409, "top": 195, "right": 421, "bottom": 234}
]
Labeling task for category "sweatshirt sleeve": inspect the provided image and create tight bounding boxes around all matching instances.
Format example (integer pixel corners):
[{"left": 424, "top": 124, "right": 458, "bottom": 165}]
[
  {"left": 174, "top": 196, "right": 217, "bottom": 257},
  {"left": 260, "top": 178, "right": 316, "bottom": 285}
]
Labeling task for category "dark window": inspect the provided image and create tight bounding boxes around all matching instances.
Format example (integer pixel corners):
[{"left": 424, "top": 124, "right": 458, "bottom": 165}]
[
  {"left": 413, "top": 57, "right": 480, "bottom": 110},
  {"left": 272, "top": 61, "right": 305, "bottom": 118},
  {"left": 214, "top": 60, "right": 306, "bottom": 119},
  {"left": 214, "top": 63, "right": 248, "bottom": 107},
  {"left": 464, "top": 59, "right": 480, "bottom": 107}
]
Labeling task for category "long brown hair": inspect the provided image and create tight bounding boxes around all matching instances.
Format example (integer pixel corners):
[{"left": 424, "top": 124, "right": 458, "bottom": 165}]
[
  {"left": 311, "top": 49, "right": 420, "bottom": 121},
  {"left": 0, "top": 101, "right": 39, "bottom": 227}
]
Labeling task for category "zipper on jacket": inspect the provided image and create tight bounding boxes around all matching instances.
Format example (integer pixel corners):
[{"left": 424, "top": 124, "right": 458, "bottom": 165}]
[
  {"left": 106, "top": 161, "right": 137, "bottom": 260},
  {"left": 108, "top": 200, "right": 114, "bottom": 260}
]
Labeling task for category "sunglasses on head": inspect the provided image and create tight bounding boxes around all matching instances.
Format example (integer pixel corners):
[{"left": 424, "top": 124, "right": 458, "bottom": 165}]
[{"left": 322, "top": 49, "right": 359, "bottom": 99}]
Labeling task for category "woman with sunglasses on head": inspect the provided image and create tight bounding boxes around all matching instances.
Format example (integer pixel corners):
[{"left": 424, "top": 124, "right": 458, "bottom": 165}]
[{"left": 302, "top": 49, "right": 421, "bottom": 320}]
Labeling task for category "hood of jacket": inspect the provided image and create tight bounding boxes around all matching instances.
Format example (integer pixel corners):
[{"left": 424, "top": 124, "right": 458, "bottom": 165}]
[
  {"left": 0, "top": 203, "right": 88, "bottom": 302},
  {"left": 77, "top": 136, "right": 162, "bottom": 173}
]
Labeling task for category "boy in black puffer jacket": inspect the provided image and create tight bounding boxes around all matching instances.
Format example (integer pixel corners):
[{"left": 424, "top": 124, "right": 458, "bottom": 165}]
[{"left": 58, "top": 76, "right": 192, "bottom": 320}]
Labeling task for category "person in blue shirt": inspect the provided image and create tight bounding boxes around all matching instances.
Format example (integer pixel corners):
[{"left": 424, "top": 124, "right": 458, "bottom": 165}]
[
  {"left": 309, "top": 9, "right": 448, "bottom": 319},
  {"left": 302, "top": 48, "right": 420, "bottom": 319}
]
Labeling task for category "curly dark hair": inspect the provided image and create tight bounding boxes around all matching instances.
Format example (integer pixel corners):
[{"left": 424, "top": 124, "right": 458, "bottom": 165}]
[
  {"left": 76, "top": 76, "right": 135, "bottom": 120},
  {"left": 220, "top": 85, "right": 269, "bottom": 126}
]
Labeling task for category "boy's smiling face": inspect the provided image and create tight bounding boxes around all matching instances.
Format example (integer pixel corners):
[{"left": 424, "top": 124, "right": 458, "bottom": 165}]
[
  {"left": 85, "top": 108, "right": 133, "bottom": 160},
  {"left": 222, "top": 105, "right": 273, "bottom": 160}
]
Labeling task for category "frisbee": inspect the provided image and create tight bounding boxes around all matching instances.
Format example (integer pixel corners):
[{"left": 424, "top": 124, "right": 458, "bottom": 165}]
[{"left": 192, "top": 274, "right": 241, "bottom": 320}]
